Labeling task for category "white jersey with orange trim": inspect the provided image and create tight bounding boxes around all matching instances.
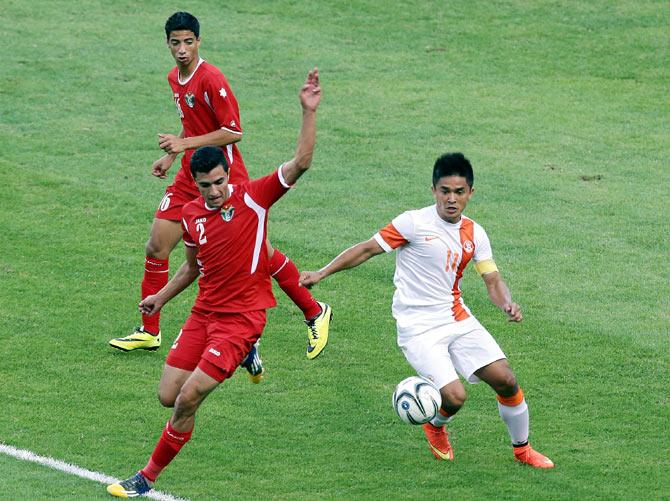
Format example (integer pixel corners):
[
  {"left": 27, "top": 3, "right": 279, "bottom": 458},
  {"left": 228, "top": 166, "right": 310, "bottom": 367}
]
[{"left": 373, "top": 205, "right": 493, "bottom": 338}]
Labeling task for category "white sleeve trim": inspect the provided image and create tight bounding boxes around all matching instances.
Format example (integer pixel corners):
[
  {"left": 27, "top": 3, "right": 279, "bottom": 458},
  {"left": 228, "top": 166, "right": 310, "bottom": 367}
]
[
  {"left": 184, "top": 241, "right": 197, "bottom": 248},
  {"left": 373, "top": 232, "right": 393, "bottom": 253},
  {"left": 220, "top": 126, "right": 242, "bottom": 135},
  {"left": 277, "top": 164, "right": 291, "bottom": 188}
]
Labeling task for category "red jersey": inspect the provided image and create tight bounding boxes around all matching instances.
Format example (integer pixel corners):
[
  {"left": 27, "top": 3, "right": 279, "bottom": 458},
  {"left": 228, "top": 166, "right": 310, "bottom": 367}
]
[
  {"left": 168, "top": 58, "right": 249, "bottom": 196},
  {"left": 181, "top": 167, "right": 291, "bottom": 313}
]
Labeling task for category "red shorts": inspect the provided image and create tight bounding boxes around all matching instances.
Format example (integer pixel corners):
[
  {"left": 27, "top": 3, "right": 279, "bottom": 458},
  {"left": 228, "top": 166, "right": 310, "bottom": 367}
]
[
  {"left": 154, "top": 163, "right": 251, "bottom": 221},
  {"left": 154, "top": 181, "right": 199, "bottom": 221},
  {"left": 166, "top": 308, "right": 266, "bottom": 382}
]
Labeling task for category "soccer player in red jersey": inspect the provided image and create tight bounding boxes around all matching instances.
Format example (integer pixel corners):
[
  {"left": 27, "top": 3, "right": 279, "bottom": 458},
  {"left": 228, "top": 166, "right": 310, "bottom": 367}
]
[
  {"left": 107, "top": 68, "right": 322, "bottom": 498},
  {"left": 109, "top": 12, "right": 331, "bottom": 363}
]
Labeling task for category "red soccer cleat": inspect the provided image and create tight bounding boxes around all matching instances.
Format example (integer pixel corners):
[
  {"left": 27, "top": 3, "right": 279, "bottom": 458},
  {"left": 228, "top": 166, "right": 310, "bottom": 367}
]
[
  {"left": 422, "top": 423, "right": 454, "bottom": 461},
  {"left": 513, "top": 444, "right": 555, "bottom": 468}
]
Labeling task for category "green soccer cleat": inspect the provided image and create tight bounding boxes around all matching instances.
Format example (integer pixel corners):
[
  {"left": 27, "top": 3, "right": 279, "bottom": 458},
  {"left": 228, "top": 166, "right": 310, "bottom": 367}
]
[
  {"left": 305, "top": 302, "right": 332, "bottom": 360},
  {"left": 107, "top": 472, "right": 153, "bottom": 497},
  {"left": 109, "top": 327, "right": 161, "bottom": 352}
]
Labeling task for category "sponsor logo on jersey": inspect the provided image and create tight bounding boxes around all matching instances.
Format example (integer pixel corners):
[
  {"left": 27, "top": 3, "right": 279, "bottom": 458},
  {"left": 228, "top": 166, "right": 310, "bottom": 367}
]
[
  {"left": 463, "top": 240, "right": 474, "bottom": 253},
  {"left": 184, "top": 91, "right": 195, "bottom": 108},
  {"left": 208, "top": 348, "right": 221, "bottom": 356},
  {"left": 219, "top": 87, "right": 227, "bottom": 98},
  {"left": 424, "top": 235, "right": 439, "bottom": 241},
  {"left": 221, "top": 204, "right": 235, "bottom": 222}
]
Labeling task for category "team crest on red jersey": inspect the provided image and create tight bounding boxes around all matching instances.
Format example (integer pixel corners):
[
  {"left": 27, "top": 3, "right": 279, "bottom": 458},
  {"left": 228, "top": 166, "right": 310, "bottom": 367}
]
[
  {"left": 184, "top": 91, "right": 196, "bottom": 108},
  {"left": 463, "top": 240, "right": 474, "bottom": 253},
  {"left": 221, "top": 204, "right": 235, "bottom": 222}
]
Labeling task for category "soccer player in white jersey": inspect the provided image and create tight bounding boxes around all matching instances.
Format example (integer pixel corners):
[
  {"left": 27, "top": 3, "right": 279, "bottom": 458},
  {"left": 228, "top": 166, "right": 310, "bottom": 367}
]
[{"left": 300, "top": 153, "right": 554, "bottom": 468}]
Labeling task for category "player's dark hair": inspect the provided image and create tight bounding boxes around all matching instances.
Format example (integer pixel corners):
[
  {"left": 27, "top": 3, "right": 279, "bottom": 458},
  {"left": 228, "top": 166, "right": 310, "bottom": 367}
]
[
  {"left": 432, "top": 153, "right": 474, "bottom": 188},
  {"left": 165, "top": 12, "right": 200, "bottom": 39},
  {"left": 190, "top": 146, "right": 229, "bottom": 178}
]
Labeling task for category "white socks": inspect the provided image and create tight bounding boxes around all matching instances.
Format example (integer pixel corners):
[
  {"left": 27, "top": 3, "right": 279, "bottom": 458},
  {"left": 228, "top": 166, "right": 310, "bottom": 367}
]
[
  {"left": 497, "top": 398, "right": 529, "bottom": 446},
  {"left": 430, "top": 410, "right": 454, "bottom": 428}
]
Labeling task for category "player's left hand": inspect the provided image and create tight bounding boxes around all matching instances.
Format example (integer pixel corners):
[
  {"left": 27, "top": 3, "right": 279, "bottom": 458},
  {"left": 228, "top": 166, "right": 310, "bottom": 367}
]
[
  {"left": 299, "top": 67, "right": 321, "bottom": 112},
  {"left": 158, "top": 133, "right": 186, "bottom": 154},
  {"left": 503, "top": 303, "right": 523, "bottom": 322},
  {"left": 139, "top": 294, "right": 165, "bottom": 316}
]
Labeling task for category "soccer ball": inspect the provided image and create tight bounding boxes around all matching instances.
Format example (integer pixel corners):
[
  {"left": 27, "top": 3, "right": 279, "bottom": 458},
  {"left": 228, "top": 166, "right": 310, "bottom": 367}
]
[{"left": 392, "top": 376, "right": 442, "bottom": 425}]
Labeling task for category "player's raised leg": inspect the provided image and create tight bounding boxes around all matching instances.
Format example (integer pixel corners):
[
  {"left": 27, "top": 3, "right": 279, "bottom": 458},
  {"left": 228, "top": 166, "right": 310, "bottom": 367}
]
[
  {"left": 475, "top": 359, "right": 554, "bottom": 469},
  {"left": 422, "top": 379, "right": 465, "bottom": 460},
  {"left": 268, "top": 244, "right": 332, "bottom": 359},
  {"left": 109, "top": 218, "right": 183, "bottom": 352}
]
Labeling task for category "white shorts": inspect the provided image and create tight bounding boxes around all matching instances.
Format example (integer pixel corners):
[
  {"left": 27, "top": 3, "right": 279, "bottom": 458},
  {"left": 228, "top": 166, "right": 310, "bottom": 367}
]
[{"left": 397, "top": 316, "right": 506, "bottom": 389}]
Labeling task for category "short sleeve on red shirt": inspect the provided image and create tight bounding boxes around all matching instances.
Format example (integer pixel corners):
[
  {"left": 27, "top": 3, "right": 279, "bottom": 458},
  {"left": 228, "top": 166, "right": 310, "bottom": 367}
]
[
  {"left": 182, "top": 217, "right": 196, "bottom": 247},
  {"left": 245, "top": 167, "right": 291, "bottom": 209},
  {"left": 201, "top": 66, "right": 242, "bottom": 133}
]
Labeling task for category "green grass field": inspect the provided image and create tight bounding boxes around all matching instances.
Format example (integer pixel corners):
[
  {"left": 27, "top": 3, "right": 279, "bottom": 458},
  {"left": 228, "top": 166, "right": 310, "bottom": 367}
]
[{"left": 1, "top": 0, "right": 668, "bottom": 499}]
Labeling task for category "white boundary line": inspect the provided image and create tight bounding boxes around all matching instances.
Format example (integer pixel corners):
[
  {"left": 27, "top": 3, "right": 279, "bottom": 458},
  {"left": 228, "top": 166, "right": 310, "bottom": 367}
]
[{"left": 0, "top": 443, "right": 189, "bottom": 501}]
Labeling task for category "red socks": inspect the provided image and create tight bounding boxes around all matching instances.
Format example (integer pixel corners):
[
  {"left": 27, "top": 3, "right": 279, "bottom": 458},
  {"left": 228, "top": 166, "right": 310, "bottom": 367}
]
[
  {"left": 270, "top": 250, "right": 321, "bottom": 320},
  {"left": 141, "top": 257, "right": 169, "bottom": 334},
  {"left": 140, "top": 420, "right": 193, "bottom": 482}
]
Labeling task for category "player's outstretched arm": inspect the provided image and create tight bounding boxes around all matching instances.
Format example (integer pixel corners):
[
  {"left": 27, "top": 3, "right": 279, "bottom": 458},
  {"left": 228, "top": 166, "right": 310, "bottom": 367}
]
[
  {"left": 139, "top": 246, "right": 200, "bottom": 316},
  {"left": 481, "top": 271, "right": 523, "bottom": 322},
  {"left": 282, "top": 67, "right": 321, "bottom": 186},
  {"left": 299, "top": 238, "right": 384, "bottom": 288}
]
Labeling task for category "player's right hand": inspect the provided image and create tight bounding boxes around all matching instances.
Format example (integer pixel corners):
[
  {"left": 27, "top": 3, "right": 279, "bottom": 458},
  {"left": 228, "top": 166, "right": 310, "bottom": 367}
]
[
  {"left": 152, "top": 154, "right": 175, "bottom": 178},
  {"left": 139, "top": 295, "right": 165, "bottom": 316}
]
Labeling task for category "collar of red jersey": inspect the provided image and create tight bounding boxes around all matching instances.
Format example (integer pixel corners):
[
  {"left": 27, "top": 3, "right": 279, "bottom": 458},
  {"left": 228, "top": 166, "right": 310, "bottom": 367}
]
[{"left": 178, "top": 58, "right": 205, "bottom": 85}]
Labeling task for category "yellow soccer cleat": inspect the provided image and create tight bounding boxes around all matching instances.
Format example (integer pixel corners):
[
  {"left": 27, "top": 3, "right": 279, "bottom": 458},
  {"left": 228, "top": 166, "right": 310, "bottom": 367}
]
[
  {"left": 240, "top": 341, "right": 264, "bottom": 383},
  {"left": 305, "top": 302, "right": 332, "bottom": 360},
  {"left": 107, "top": 472, "right": 153, "bottom": 497},
  {"left": 109, "top": 327, "right": 161, "bottom": 352}
]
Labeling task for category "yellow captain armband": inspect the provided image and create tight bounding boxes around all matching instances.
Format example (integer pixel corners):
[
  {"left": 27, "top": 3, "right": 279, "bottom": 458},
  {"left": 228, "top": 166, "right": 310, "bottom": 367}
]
[{"left": 474, "top": 259, "right": 498, "bottom": 276}]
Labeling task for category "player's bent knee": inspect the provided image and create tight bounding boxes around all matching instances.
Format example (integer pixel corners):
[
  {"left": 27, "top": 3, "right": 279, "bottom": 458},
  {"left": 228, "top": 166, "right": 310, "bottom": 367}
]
[
  {"left": 157, "top": 391, "right": 177, "bottom": 408},
  {"left": 440, "top": 383, "right": 467, "bottom": 409},
  {"left": 492, "top": 374, "right": 518, "bottom": 396},
  {"left": 174, "top": 386, "right": 206, "bottom": 414}
]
